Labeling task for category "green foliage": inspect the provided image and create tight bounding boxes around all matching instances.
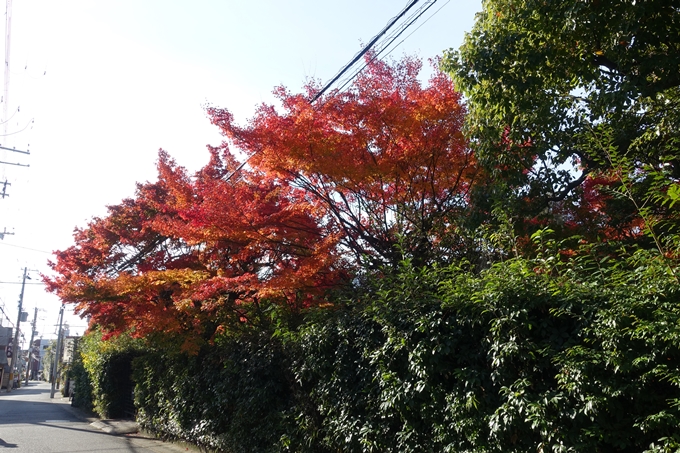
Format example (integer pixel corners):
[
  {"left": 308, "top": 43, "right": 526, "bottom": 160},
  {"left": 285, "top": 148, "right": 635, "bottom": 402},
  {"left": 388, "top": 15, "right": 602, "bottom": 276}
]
[
  {"left": 442, "top": 0, "right": 680, "bottom": 233},
  {"left": 69, "top": 346, "right": 94, "bottom": 411},
  {"left": 583, "top": 124, "right": 680, "bottom": 259},
  {"left": 70, "top": 238, "right": 680, "bottom": 452},
  {"left": 133, "top": 331, "right": 293, "bottom": 453},
  {"left": 79, "top": 329, "right": 145, "bottom": 419},
  {"left": 285, "top": 247, "right": 680, "bottom": 452},
  {"left": 445, "top": 0, "right": 680, "bottom": 169}
]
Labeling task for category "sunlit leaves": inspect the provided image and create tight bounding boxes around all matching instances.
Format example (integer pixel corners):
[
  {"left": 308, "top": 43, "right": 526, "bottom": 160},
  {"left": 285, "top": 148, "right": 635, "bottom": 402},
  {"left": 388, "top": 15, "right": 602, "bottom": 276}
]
[
  {"left": 443, "top": 0, "right": 680, "bottom": 245},
  {"left": 211, "top": 55, "right": 475, "bottom": 267},
  {"left": 46, "top": 148, "right": 347, "bottom": 348},
  {"left": 45, "top": 55, "right": 472, "bottom": 345}
]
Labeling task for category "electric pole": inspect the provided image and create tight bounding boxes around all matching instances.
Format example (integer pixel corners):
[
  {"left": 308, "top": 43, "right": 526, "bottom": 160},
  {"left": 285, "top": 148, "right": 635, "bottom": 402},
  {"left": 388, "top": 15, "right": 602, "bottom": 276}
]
[
  {"left": 50, "top": 304, "right": 64, "bottom": 399},
  {"left": 3, "top": 0, "right": 12, "bottom": 140},
  {"left": 24, "top": 306, "right": 37, "bottom": 385},
  {"left": 1, "top": 0, "right": 30, "bottom": 170},
  {"left": 0, "top": 227, "right": 13, "bottom": 239},
  {"left": 7, "top": 266, "right": 27, "bottom": 392}
]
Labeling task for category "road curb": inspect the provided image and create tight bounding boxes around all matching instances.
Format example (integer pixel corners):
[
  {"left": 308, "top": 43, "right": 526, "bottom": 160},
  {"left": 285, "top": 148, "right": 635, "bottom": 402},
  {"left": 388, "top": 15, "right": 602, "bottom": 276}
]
[{"left": 90, "top": 419, "right": 140, "bottom": 435}]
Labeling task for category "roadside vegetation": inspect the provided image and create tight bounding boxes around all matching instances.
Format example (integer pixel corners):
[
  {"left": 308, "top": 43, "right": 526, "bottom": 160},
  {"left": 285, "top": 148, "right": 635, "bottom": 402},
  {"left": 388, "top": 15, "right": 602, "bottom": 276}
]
[{"left": 47, "top": 1, "right": 680, "bottom": 451}]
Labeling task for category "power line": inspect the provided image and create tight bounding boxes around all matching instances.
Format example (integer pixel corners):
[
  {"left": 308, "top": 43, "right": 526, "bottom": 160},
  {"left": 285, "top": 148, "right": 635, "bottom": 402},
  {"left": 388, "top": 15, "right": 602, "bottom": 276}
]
[
  {"left": 0, "top": 304, "right": 14, "bottom": 326},
  {"left": 310, "top": 0, "right": 425, "bottom": 103},
  {"left": 0, "top": 281, "right": 45, "bottom": 285},
  {"left": 0, "top": 144, "right": 28, "bottom": 153},
  {"left": 334, "top": 0, "right": 442, "bottom": 94},
  {"left": 0, "top": 159, "right": 28, "bottom": 167},
  {"left": 0, "top": 242, "right": 51, "bottom": 253},
  {"left": 225, "top": 1, "right": 443, "bottom": 184}
]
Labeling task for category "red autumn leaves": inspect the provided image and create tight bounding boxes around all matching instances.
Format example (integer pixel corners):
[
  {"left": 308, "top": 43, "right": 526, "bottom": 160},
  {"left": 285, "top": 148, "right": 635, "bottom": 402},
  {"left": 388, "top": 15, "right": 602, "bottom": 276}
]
[{"left": 45, "top": 57, "right": 476, "bottom": 346}]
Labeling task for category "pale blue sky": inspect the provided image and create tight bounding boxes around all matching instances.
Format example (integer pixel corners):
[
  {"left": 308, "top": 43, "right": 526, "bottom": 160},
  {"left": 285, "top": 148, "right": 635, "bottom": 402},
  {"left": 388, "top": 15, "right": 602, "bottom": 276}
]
[{"left": 0, "top": 0, "right": 481, "bottom": 338}]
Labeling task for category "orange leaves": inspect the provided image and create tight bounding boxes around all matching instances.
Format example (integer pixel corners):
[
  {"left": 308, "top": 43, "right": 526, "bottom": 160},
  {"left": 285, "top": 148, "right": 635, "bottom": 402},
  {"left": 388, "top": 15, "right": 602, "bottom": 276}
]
[
  {"left": 211, "top": 55, "right": 475, "bottom": 265},
  {"left": 46, "top": 144, "right": 348, "bottom": 344},
  {"left": 46, "top": 55, "right": 473, "bottom": 346}
]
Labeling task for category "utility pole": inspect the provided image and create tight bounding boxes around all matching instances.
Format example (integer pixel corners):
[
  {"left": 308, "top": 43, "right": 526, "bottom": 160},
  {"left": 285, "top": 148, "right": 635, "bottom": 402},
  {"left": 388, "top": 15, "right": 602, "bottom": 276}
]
[
  {"left": 24, "top": 306, "right": 37, "bottom": 385},
  {"left": 0, "top": 227, "right": 14, "bottom": 239},
  {"left": 50, "top": 304, "right": 64, "bottom": 399},
  {"left": 1, "top": 179, "right": 9, "bottom": 198},
  {"left": 0, "top": 0, "right": 30, "bottom": 168},
  {"left": 7, "top": 266, "right": 27, "bottom": 392}
]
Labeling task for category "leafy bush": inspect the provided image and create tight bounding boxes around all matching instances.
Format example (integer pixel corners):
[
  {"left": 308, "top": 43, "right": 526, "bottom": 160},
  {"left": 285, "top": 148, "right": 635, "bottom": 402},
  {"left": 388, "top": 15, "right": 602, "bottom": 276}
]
[
  {"left": 77, "top": 239, "right": 680, "bottom": 453},
  {"left": 68, "top": 350, "right": 93, "bottom": 411},
  {"left": 287, "top": 248, "right": 680, "bottom": 452},
  {"left": 133, "top": 330, "right": 293, "bottom": 453},
  {"left": 79, "top": 329, "right": 145, "bottom": 419}
]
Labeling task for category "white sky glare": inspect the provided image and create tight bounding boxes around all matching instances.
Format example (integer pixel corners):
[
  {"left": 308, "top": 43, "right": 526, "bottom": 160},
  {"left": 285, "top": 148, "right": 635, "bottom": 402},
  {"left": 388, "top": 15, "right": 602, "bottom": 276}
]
[{"left": 0, "top": 0, "right": 481, "bottom": 341}]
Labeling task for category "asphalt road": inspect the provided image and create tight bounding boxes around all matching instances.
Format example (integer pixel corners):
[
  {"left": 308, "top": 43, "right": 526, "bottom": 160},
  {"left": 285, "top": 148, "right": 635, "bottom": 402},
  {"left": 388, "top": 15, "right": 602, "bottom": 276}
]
[{"left": 0, "top": 381, "right": 193, "bottom": 452}]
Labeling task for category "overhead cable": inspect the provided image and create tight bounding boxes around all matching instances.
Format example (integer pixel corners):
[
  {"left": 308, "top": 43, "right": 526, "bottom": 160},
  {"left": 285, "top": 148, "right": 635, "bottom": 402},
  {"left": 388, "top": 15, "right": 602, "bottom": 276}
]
[
  {"left": 334, "top": 0, "right": 442, "bottom": 94},
  {"left": 225, "top": 0, "right": 443, "bottom": 183},
  {"left": 309, "top": 0, "right": 424, "bottom": 103}
]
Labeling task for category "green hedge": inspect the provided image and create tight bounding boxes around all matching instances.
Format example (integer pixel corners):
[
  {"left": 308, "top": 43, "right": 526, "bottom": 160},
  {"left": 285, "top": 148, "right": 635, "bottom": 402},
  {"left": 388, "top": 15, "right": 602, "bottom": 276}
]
[
  {"left": 75, "top": 247, "right": 680, "bottom": 452},
  {"left": 288, "top": 253, "right": 680, "bottom": 452},
  {"left": 69, "top": 351, "right": 93, "bottom": 412},
  {"left": 77, "top": 330, "right": 145, "bottom": 419},
  {"left": 133, "top": 331, "right": 293, "bottom": 453}
]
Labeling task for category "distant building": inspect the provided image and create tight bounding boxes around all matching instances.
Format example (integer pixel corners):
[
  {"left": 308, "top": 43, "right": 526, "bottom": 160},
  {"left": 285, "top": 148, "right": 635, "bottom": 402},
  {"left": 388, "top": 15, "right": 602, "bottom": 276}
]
[
  {"left": 28, "top": 338, "right": 52, "bottom": 380},
  {"left": 62, "top": 337, "right": 79, "bottom": 364}
]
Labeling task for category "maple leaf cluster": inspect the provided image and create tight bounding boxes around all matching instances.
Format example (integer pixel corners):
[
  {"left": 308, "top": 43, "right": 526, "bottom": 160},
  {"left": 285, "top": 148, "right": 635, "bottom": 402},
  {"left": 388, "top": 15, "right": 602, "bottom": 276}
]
[
  {"left": 46, "top": 150, "right": 346, "bottom": 351},
  {"left": 212, "top": 56, "right": 476, "bottom": 267},
  {"left": 45, "top": 56, "right": 476, "bottom": 348}
]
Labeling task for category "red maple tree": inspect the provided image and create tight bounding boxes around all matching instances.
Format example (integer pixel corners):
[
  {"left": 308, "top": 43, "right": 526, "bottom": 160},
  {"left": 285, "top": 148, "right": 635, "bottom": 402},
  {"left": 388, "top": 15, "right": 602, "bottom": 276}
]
[
  {"left": 46, "top": 151, "right": 345, "bottom": 350},
  {"left": 210, "top": 55, "right": 476, "bottom": 267},
  {"left": 45, "top": 56, "right": 475, "bottom": 347}
]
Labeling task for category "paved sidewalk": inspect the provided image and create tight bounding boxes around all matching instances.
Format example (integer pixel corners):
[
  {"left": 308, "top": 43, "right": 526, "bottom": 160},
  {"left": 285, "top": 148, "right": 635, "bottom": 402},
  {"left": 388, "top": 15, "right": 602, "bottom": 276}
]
[
  {"left": 44, "top": 385, "right": 141, "bottom": 433},
  {"left": 1, "top": 381, "right": 201, "bottom": 453}
]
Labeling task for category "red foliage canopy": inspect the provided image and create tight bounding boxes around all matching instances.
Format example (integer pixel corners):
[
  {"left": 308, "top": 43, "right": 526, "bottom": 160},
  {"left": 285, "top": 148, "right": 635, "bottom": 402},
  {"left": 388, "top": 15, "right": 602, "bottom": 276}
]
[
  {"left": 45, "top": 56, "right": 475, "bottom": 348},
  {"left": 210, "top": 56, "right": 476, "bottom": 266}
]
